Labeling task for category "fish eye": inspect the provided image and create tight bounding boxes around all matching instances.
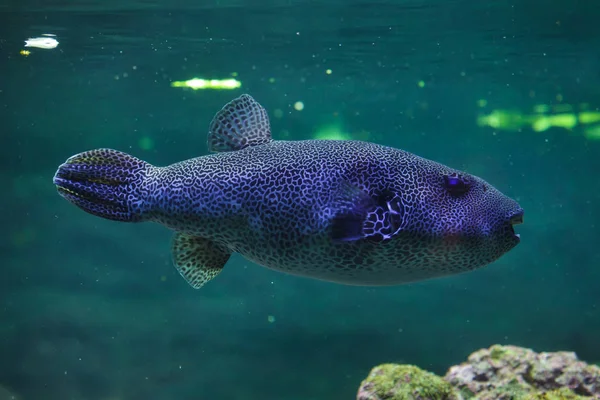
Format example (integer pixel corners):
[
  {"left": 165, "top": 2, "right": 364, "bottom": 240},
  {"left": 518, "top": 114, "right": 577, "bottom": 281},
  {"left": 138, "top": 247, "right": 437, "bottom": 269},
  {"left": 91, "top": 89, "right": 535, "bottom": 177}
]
[{"left": 443, "top": 172, "right": 470, "bottom": 196}]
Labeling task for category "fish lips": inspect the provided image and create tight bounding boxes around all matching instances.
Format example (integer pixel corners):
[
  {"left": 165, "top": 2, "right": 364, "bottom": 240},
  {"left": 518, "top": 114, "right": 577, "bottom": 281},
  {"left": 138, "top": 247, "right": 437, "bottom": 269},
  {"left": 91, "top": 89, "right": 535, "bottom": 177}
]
[{"left": 508, "top": 210, "right": 524, "bottom": 243}]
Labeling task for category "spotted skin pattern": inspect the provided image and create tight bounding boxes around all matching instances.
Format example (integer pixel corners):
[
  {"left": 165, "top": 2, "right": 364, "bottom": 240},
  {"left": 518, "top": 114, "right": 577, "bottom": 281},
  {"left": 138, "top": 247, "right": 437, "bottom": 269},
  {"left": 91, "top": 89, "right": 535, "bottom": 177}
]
[{"left": 53, "top": 94, "right": 523, "bottom": 288}]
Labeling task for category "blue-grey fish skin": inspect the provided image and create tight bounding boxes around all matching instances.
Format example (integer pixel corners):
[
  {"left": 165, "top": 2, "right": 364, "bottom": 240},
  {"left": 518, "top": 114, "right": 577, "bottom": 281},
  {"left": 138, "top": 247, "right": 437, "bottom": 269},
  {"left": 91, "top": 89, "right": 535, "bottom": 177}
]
[
  {"left": 53, "top": 94, "right": 523, "bottom": 287},
  {"left": 140, "top": 139, "right": 521, "bottom": 285}
]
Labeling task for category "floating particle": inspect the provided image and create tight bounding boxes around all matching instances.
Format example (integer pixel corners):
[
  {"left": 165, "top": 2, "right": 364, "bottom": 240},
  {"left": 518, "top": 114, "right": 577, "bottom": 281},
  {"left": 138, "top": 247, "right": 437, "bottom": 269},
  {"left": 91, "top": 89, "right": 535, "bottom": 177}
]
[
  {"left": 138, "top": 136, "right": 154, "bottom": 151},
  {"left": 294, "top": 101, "right": 304, "bottom": 111},
  {"left": 280, "top": 129, "right": 290, "bottom": 138},
  {"left": 417, "top": 80, "right": 425, "bottom": 88},
  {"left": 326, "top": 69, "right": 332, "bottom": 75},
  {"left": 267, "top": 315, "right": 276, "bottom": 323}
]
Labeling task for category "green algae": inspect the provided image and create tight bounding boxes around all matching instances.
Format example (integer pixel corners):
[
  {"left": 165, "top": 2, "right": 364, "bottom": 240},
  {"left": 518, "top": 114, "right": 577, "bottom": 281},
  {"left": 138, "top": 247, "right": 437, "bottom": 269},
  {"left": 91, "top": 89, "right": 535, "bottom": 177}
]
[
  {"left": 522, "top": 387, "right": 592, "bottom": 400},
  {"left": 488, "top": 344, "right": 533, "bottom": 368},
  {"left": 363, "top": 364, "right": 456, "bottom": 400},
  {"left": 489, "top": 344, "right": 510, "bottom": 360}
]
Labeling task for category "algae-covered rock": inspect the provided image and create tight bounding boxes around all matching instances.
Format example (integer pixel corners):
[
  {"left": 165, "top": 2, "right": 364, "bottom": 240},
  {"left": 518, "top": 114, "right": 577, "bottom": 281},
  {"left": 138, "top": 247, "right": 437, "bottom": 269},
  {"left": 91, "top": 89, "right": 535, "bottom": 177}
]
[
  {"left": 444, "top": 345, "right": 600, "bottom": 399},
  {"left": 357, "top": 364, "right": 458, "bottom": 400},
  {"left": 358, "top": 345, "right": 600, "bottom": 400},
  {"left": 523, "top": 387, "right": 592, "bottom": 399}
]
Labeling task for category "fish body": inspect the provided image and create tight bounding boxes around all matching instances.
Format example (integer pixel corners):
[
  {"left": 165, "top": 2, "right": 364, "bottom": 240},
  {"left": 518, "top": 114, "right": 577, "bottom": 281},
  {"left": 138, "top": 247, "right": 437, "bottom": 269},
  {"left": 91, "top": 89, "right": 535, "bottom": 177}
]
[
  {"left": 53, "top": 94, "right": 523, "bottom": 288},
  {"left": 24, "top": 37, "right": 59, "bottom": 49}
]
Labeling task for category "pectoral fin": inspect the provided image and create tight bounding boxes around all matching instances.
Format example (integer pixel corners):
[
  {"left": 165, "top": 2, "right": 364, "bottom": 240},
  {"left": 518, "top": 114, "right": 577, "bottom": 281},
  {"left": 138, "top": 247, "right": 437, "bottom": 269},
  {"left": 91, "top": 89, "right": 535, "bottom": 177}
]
[
  {"left": 330, "top": 183, "right": 406, "bottom": 243},
  {"left": 171, "top": 233, "right": 231, "bottom": 288}
]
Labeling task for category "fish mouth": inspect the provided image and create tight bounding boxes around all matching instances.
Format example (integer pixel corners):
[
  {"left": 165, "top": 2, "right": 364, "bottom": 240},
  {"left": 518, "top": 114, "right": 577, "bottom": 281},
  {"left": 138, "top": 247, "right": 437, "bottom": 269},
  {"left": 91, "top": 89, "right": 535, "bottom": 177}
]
[{"left": 508, "top": 210, "right": 524, "bottom": 242}]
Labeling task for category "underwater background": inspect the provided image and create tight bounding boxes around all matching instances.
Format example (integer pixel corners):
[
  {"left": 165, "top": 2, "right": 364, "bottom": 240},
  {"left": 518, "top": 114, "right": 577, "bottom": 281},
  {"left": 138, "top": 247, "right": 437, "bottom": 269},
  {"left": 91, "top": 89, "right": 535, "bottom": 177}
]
[{"left": 1, "top": 0, "right": 599, "bottom": 399}]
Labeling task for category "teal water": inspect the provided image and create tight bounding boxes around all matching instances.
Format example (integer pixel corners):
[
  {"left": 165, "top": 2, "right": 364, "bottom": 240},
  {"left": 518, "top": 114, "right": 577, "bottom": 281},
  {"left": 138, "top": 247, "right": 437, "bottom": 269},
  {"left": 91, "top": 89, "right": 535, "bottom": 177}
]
[{"left": 1, "top": 1, "right": 599, "bottom": 399}]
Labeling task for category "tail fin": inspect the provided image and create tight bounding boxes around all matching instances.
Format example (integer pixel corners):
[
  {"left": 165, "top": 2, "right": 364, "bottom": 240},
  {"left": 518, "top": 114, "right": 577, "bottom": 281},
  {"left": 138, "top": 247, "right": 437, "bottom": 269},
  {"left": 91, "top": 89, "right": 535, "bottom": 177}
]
[{"left": 53, "top": 148, "right": 153, "bottom": 222}]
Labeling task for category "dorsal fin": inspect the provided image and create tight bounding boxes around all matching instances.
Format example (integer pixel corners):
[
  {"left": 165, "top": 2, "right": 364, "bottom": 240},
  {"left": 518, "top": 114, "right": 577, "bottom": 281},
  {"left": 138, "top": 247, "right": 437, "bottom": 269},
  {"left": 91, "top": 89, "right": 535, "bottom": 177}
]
[{"left": 207, "top": 94, "right": 272, "bottom": 153}]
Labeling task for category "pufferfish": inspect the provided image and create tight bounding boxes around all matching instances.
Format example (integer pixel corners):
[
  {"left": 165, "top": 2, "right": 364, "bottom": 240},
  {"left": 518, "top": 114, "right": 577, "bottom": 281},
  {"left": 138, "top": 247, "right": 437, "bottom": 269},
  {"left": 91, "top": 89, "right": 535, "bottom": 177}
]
[{"left": 53, "top": 94, "right": 524, "bottom": 289}]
